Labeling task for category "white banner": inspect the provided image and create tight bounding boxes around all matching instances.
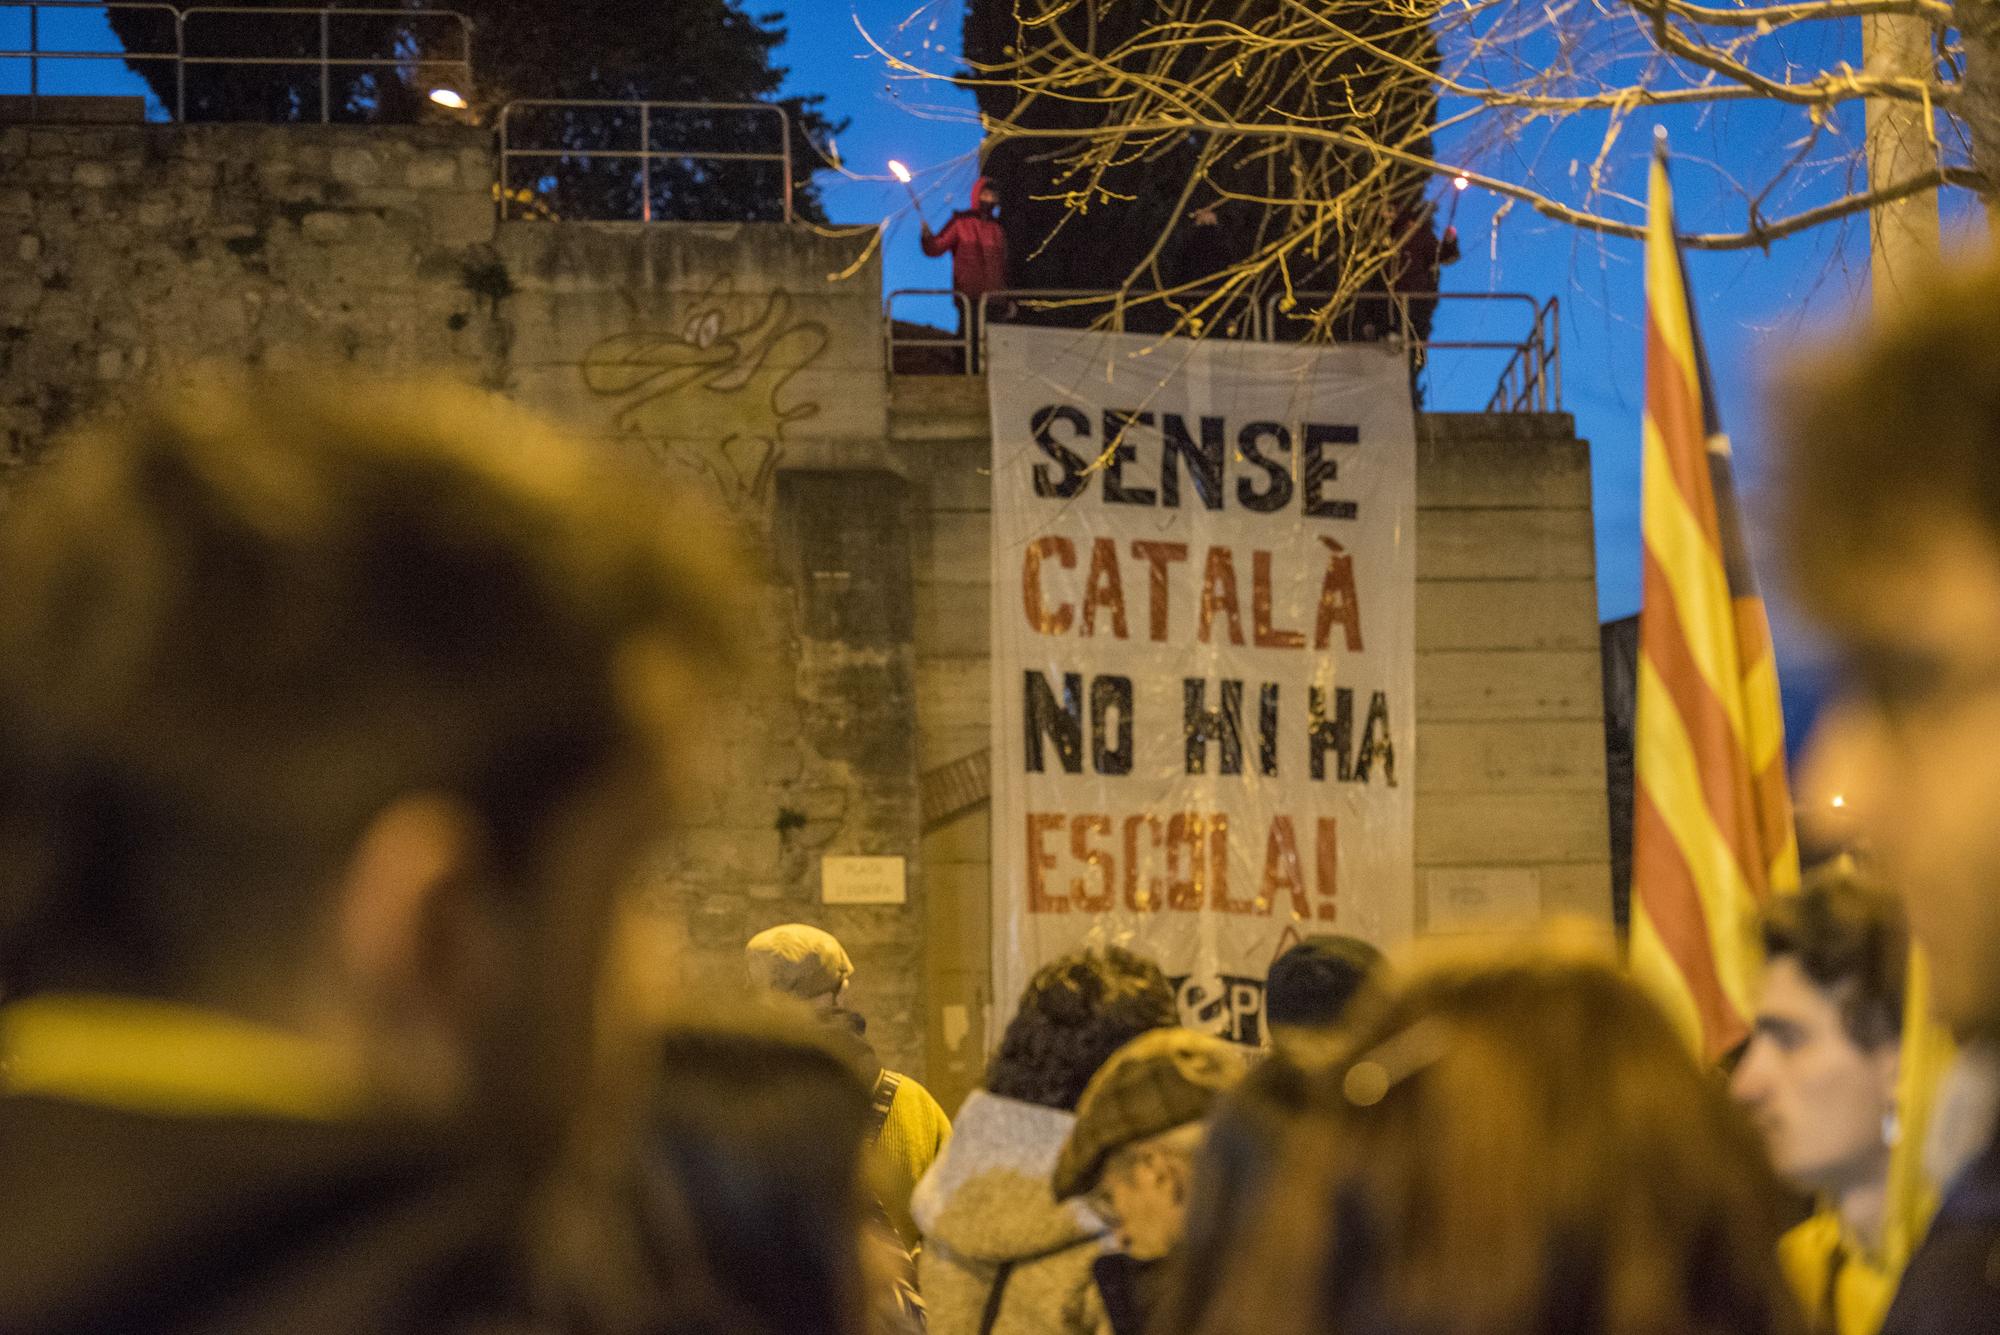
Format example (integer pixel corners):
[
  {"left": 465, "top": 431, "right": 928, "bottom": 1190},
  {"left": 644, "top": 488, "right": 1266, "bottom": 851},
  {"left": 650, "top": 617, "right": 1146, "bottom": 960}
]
[{"left": 989, "top": 327, "right": 1417, "bottom": 1045}]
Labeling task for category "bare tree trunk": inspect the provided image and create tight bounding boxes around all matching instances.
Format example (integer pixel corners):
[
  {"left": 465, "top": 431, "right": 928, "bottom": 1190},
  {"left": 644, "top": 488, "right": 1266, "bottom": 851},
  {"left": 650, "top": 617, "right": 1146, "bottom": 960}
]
[
  {"left": 1956, "top": 0, "right": 2000, "bottom": 233},
  {"left": 1863, "top": 12, "right": 1943, "bottom": 310}
]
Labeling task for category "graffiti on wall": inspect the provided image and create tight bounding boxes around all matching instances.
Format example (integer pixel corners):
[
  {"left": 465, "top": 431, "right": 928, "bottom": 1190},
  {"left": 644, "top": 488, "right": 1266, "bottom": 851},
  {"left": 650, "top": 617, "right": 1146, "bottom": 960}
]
[{"left": 582, "top": 284, "right": 828, "bottom": 503}]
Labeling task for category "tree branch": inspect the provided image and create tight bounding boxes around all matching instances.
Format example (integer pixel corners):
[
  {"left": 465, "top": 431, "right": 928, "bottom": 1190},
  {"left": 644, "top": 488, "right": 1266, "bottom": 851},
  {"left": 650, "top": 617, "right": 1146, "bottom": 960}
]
[
  {"left": 1656, "top": 0, "right": 1952, "bottom": 26},
  {"left": 983, "top": 117, "right": 1982, "bottom": 248}
]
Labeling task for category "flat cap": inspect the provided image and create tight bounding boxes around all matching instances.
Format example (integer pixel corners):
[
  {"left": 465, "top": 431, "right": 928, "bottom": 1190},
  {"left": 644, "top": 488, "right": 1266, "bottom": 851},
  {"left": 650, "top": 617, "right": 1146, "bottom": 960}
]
[
  {"left": 745, "top": 923, "right": 853, "bottom": 1000},
  {"left": 1053, "top": 1027, "right": 1245, "bottom": 1201}
]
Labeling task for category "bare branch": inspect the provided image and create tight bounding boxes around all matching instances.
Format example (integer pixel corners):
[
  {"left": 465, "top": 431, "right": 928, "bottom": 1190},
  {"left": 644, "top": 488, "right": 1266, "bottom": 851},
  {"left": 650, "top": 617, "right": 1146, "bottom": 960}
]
[
  {"left": 983, "top": 117, "right": 1982, "bottom": 248},
  {"left": 1632, "top": 0, "right": 1957, "bottom": 102},
  {"left": 1656, "top": 0, "right": 1952, "bottom": 25}
]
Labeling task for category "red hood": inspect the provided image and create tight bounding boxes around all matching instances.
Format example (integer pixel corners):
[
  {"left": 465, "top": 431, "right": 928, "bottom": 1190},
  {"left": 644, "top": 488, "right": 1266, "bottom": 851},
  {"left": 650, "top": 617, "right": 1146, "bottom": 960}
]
[{"left": 971, "top": 175, "right": 995, "bottom": 212}]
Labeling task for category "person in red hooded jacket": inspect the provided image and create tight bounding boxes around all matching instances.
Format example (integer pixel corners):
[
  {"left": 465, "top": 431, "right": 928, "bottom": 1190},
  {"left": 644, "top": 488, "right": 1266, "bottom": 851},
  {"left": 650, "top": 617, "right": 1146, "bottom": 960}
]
[{"left": 921, "top": 176, "right": 1008, "bottom": 367}]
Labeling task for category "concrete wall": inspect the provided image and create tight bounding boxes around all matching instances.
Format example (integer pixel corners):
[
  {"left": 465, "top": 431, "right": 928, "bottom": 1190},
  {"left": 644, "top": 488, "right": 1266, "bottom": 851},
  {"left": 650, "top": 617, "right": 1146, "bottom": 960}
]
[
  {"left": 0, "top": 120, "right": 930, "bottom": 1078},
  {"left": 894, "top": 381, "right": 1612, "bottom": 1114}
]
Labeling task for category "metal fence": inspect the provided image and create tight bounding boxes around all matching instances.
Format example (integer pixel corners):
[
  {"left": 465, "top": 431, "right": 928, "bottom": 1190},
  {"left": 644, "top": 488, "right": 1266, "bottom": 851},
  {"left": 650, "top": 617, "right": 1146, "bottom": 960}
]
[
  {"left": 1265, "top": 290, "right": 1562, "bottom": 413},
  {"left": 1, "top": 2, "right": 473, "bottom": 123},
  {"left": 496, "top": 98, "right": 793, "bottom": 223},
  {"left": 887, "top": 287, "right": 1564, "bottom": 412}
]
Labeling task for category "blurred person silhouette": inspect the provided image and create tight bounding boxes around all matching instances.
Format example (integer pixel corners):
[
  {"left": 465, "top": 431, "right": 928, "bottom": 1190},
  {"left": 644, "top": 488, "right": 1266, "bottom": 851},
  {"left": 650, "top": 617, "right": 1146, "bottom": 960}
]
[
  {"left": 1148, "top": 1054, "right": 1320, "bottom": 1335},
  {"left": 1776, "top": 259, "right": 2000, "bottom": 1335},
  {"left": 627, "top": 1016, "right": 918, "bottom": 1335},
  {"left": 910, "top": 946, "right": 1177, "bottom": 1335},
  {"left": 0, "top": 373, "right": 740, "bottom": 1335},
  {"left": 1052, "top": 1028, "right": 1246, "bottom": 1335},
  {"left": 1190, "top": 951, "right": 1803, "bottom": 1335},
  {"left": 1731, "top": 867, "right": 1908, "bottom": 1335},
  {"left": 1262, "top": 935, "right": 1386, "bottom": 1058},
  {"left": 746, "top": 923, "right": 951, "bottom": 1249}
]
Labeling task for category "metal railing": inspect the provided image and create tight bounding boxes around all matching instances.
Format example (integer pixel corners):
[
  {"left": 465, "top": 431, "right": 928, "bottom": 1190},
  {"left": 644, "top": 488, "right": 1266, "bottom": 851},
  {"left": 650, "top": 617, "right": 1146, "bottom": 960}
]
[
  {"left": 1, "top": 2, "right": 473, "bottom": 123},
  {"left": 886, "top": 286, "right": 1266, "bottom": 375},
  {"left": 885, "top": 289, "right": 973, "bottom": 373},
  {"left": 1265, "top": 290, "right": 1562, "bottom": 413},
  {"left": 1488, "top": 294, "right": 1561, "bottom": 414},
  {"left": 496, "top": 98, "right": 792, "bottom": 223},
  {"left": 887, "top": 286, "right": 1563, "bottom": 412}
]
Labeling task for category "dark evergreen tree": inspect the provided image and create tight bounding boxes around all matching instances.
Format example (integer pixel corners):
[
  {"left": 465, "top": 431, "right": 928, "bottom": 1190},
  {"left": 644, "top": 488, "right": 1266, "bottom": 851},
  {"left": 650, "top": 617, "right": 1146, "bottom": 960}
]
[
  {"left": 963, "top": 0, "right": 1437, "bottom": 321},
  {"left": 110, "top": 1, "right": 843, "bottom": 223}
]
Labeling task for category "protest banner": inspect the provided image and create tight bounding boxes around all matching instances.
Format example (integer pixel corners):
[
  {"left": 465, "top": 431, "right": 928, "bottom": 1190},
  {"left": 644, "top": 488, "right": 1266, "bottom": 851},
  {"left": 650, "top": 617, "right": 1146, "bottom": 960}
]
[{"left": 989, "top": 327, "right": 1417, "bottom": 1043}]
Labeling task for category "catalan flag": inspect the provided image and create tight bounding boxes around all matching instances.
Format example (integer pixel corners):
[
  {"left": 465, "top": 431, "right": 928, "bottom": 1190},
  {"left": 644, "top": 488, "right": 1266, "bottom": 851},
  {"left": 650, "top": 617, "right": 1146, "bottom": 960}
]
[{"left": 1630, "top": 140, "right": 1800, "bottom": 1062}]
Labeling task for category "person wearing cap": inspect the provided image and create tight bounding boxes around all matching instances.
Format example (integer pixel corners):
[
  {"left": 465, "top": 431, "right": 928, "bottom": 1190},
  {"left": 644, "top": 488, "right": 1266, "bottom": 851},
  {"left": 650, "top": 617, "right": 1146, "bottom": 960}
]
[
  {"left": 1263, "top": 934, "right": 1387, "bottom": 1058},
  {"left": 1053, "top": 1028, "right": 1247, "bottom": 1335},
  {"left": 745, "top": 923, "right": 951, "bottom": 1250}
]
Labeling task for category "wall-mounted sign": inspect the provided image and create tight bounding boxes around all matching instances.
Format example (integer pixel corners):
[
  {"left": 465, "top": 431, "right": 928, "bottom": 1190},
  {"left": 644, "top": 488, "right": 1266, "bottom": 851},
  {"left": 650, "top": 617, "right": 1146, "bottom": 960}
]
[
  {"left": 1425, "top": 866, "right": 1543, "bottom": 934},
  {"left": 821, "top": 855, "right": 908, "bottom": 905}
]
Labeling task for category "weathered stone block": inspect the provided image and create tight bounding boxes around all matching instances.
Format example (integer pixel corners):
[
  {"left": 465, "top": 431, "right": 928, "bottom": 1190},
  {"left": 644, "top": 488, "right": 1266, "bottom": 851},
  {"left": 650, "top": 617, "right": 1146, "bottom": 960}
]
[
  {"left": 456, "top": 146, "right": 491, "bottom": 186},
  {"left": 300, "top": 210, "right": 351, "bottom": 243},
  {"left": 330, "top": 146, "right": 381, "bottom": 187},
  {"left": 71, "top": 160, "right": 117, "bottom": 189},
  {"left": 405, "top": 152, "right": 458, "bottom": 190},
  {"left": 425, "top": 193, "right": 494, "bottom": 248}
]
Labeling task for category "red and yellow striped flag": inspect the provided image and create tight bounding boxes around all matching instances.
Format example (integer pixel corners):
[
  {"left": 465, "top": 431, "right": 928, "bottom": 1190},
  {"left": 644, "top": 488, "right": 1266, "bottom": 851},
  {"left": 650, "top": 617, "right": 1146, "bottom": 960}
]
[{"left": 1631, "top": 142, "right": 1801, "bottom": 1062}]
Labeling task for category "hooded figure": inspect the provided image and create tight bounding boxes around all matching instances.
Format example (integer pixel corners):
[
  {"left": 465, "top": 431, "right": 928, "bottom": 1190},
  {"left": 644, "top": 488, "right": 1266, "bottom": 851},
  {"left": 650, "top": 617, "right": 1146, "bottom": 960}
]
[
  {"left": 921, "top": 176, "right": 1008, "bottom": 303},
  {"left": 910, "top": 1090, "right": 1110, "bottom": 1335}
]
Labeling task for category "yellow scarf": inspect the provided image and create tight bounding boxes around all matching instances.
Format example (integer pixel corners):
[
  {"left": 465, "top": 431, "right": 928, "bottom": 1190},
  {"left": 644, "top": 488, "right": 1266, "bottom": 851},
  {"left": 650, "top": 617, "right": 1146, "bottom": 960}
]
[{"left": 0, "top": 993, "right": 370, "bottom": 1121}]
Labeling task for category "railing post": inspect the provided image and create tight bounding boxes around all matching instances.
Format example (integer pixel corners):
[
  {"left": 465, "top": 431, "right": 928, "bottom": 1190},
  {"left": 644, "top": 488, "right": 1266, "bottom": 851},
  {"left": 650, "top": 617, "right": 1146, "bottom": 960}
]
[
  {"left": 27, "top": 4, "right": 37, "bottom": 117},
  {"left": 496, "top": 103, "right": 509, "bottom": 221},
  {"left": 1549, "top": 298, "right": 1563, "bottom": 412},
  {"left": 318, "top": 8, "right": 330, "bottom": 123},
  {"left": 639, "top": 102, "right": 651, "bottom": 223},
  {"left": 174, "top": 10, "right": 185, "bottom": 122},
  {"left": 779, "top": 108, "right": 792, "bottom": 222}
]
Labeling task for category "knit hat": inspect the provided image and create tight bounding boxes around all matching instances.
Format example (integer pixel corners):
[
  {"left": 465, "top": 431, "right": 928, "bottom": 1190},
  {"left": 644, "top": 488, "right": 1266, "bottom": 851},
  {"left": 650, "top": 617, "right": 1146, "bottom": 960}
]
[
  {"left": 1052, "top": 1027, "right": 1245, "bottom": 1200},
  {"left": 745, "top": 923, "right": 853, "bottom": 1001}
]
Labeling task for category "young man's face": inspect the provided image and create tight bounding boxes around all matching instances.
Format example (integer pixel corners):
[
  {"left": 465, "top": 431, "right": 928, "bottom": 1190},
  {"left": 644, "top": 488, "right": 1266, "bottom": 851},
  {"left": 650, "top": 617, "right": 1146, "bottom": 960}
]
[
  {"left": 978, "top": 184, "right": 999, "bottom": 211},
  {"left": 1730, "top": 956, "right": 1897, "bottom": 1196},
  {"left": 1803, "top": 522, "right": 2000, "bottom": 1040}
]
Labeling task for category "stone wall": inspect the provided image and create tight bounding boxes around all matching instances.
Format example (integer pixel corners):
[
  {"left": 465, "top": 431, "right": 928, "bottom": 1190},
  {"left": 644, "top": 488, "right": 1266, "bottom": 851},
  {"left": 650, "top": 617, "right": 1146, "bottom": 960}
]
[{"left": 0, "top": 120, "right": 930, "bottom": 1078}]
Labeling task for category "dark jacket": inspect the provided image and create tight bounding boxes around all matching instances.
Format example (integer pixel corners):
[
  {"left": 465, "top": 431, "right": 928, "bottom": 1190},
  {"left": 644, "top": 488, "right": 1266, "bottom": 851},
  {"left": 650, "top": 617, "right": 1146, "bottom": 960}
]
[
  {"left": 1880, "top": 1129, "right": 2000, "bottom": 1334},
  {"left": 0, "top": 1095, "right": 532, "bottom": 1335},
  {"left": 921, "top": 177, "right": 1008, "bottom": 301},
  {"left": 1091, "top": 1253, "right": 1170, "bottom": 1335}
]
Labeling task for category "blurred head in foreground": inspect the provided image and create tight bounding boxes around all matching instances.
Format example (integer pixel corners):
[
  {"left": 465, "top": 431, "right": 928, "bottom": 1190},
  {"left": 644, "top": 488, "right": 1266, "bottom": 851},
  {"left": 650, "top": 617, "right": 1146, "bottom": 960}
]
[
  {"left": 1151, "top": 1051, "right": 1320, "bottom": 1335},
  {"left": 1192, "top": 951, "right": 1801, "bottom": 1335},
  {"left": 1731, "top": 866, "right": 1906, "bottom": 1226},
  {"left": 633, "top": 1017, "right": 877, "bottom": 1335},
  {"left": 1777, "top": 258, "right": 2000, "bottom": 1043},
  {"left": 0, "top": 371, "right": 739, "bottom": 1150},
  {"left": 1262, "top": 934, "right": 1385, "bottom": 1055}
]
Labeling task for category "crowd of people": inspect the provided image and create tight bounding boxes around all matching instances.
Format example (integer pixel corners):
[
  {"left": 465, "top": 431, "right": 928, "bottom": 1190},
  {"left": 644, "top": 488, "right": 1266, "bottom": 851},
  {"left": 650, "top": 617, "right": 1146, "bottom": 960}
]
[{"left": 0, "top": 256, "right": 1997, "bottom": 1335}]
